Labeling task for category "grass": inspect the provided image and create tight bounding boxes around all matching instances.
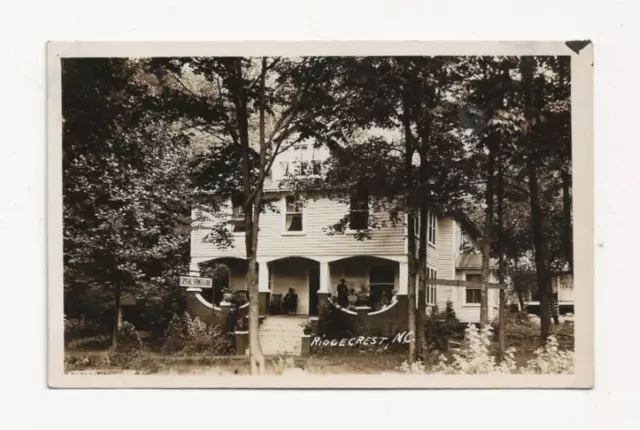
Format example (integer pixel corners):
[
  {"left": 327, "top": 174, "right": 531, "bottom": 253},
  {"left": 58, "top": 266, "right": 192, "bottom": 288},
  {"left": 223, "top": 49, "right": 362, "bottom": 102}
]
[{"left": 65, "top": 313, "right": 574, "bottom": 375}]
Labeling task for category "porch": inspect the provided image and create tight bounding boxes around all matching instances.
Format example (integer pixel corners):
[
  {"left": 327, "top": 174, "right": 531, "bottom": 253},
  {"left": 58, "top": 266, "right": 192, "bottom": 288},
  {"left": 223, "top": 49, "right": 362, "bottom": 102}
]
[
  {"left": 189, "top": 255, "right": 409, "bottom": 318},
  {"left": 261, "top": 255, "right": 406, "bottom": 317}
]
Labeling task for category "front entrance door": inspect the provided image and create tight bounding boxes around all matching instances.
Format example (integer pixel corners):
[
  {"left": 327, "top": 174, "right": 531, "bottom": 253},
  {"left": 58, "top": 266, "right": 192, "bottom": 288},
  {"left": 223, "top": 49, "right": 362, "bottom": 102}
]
[{"left": 308, "top": 267, "right": 320, "bottom": 316}]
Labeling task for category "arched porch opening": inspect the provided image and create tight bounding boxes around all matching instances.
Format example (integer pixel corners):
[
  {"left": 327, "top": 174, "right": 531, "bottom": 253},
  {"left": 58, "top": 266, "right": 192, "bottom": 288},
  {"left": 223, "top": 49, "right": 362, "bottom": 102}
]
[
  {"left": 265, "top": 256, "right": 321, "bottom": 316},
  {"left": 328, "top": 255, "right": 400, "bottom": 314},
  {"left": 196, "top": 257, "right": 251, "bottom": 309}
]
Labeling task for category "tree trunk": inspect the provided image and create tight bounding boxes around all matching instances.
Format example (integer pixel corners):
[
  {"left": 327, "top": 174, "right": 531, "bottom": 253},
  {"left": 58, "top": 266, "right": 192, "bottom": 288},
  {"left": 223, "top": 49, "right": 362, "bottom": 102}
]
[
  {"left": 527, "top": 157, "right": 552, "bottom": 342},
  {"left": 480, "top": 134, "right": 496, "bottom": 327},
  {"left": 402, "top": 86, "right": 417, "bottom": 364},
  {"left": 496, "top": 150, "right": 506, "bottom": 360},
  {"left": 234, "top": 59, "right": 265, "bottom": 373},
  {"left": 520, "top": 56, "right": 552, "bottom": 343},
  {"left": 112, "top": 284, "right": 121, "bottom": 348},
  {"left": 407, "top": 252, "right": 417, "bottom": 364},
  {"left": 558, "top": 56, "right": 573, "bottom": 274},
  {"left": 415, "top": 141, "right": 430, "bottom": 362},
  {"left": 562, "top": 168, "right": 573, "bottom": 273},
  {"left": 416, "top": 210, "right": 428, "bottom": 361}
]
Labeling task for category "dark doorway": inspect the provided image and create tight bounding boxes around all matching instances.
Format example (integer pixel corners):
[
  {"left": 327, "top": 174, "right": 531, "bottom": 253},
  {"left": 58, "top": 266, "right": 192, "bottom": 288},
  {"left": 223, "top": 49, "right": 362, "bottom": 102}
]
[{"left": 309, "top": 267, "right": 320, "bottom": 316}]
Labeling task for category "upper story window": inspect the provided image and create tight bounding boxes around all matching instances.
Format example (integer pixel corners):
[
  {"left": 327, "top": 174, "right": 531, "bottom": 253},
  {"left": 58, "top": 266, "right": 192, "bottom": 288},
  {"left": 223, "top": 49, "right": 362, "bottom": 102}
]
[
  {"left": 230, "top": 192, "right": 246, "bottom": 233},
  {"left": 411, "top": 211, "right": 437, "bottom": 245},
  {"left": 284, "top": 195, "right": 304, "bottom": 233},
  {"left": 427, "top": 212, "right": 437, "bottom": 245},
  {"left": 349, "top": 190, "right": 369, "bottom": 230}
]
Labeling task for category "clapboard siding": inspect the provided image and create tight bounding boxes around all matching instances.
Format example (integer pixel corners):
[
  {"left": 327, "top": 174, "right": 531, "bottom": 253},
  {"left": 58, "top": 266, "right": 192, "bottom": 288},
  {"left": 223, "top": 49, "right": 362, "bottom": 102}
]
[
  {"left": 432, "top": 218, "right": 455, "bottom": 309},
  {"left": 454, "top": 269, "right": 499, "bottom": 323},
  {"left": 191, "top": 196, "right": 405, "bottom": 260}
]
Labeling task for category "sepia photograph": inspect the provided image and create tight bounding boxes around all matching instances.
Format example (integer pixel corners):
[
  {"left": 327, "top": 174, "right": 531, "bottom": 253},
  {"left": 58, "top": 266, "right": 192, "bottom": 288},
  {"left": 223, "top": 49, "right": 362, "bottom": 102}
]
[{"left": 47, "top": 42, "right": 593, "bottom": 388}]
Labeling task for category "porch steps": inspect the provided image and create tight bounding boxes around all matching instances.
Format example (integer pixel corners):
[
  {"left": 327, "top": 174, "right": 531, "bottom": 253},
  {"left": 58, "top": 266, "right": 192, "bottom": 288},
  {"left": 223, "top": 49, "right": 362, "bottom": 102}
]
[{"left": 259, "top": 316, "right": 306, "bottom": 356}]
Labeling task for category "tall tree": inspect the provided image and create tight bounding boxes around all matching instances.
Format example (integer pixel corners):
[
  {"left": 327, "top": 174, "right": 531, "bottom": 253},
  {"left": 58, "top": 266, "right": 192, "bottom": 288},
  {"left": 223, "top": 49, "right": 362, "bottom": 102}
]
[
  {"left": 290, "top": 57, "right": 470, "bottom": 362},
  {"left": 520, "top": 56, "right": 553, "bottom": 342},
  {"left": 149, "top": 57, "right": 326, "bottom": 373},
  {"left": 62, "top": 58, "right": 193, "bottom": 345}
]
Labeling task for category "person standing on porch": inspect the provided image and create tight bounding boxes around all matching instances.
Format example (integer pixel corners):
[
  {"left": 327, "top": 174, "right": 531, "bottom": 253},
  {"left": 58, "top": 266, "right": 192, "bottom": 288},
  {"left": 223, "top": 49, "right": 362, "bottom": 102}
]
[{"left": 337, "top": 278, "right": 349, "bottom": 308}]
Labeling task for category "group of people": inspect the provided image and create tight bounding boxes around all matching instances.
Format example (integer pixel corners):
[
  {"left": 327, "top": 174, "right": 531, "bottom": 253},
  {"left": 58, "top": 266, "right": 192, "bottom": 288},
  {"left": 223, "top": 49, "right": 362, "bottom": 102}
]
[
  {"left": 274, "top": 279, "right": 394, "bottom": 315},
  {"left": 335, "top": 278, "right": 393, "bottom": 311}
]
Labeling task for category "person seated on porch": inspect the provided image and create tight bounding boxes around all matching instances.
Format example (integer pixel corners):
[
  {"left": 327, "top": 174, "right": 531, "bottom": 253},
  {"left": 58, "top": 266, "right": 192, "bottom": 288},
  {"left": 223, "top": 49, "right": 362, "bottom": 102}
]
[
  {"left": 336, "top": 278, "right": 349, "bottom": 308},
  {"left": 282, "top": 288, "right": 298, "bottom": 315},
  {"left": 356, "top": 284, "right": 370, "bottom": 307},
  {"left": 347, "top": 288, "right": 358, "bottom": 308},
  {"left": 376, "top": 289, "right": 391, "bottom": 310}
]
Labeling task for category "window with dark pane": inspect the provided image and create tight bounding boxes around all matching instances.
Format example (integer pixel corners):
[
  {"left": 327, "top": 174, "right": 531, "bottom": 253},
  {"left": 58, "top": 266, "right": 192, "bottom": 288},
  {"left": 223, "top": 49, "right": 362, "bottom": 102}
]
[
  {"left": 465, "top": 273, "right": 482, "bottom": 304},
  {"left": 285, "top": 195, "right": 303, "bottom": 232},
  {"left": 428, "top": 211, "right": 437, "bottom": 244},
  {"left": 349, "top": 191, "right": 369, "bottom": 230},
  {"left": 230, "top": 191, "right": 246, "bottom": 232}
]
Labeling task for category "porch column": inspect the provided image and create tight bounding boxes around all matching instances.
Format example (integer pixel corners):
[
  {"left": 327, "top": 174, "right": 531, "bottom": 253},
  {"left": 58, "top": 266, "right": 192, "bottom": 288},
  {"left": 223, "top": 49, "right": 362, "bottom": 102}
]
[
  {"left": 398, "top": 262, "right": 408, "bottom": 295},
  {"left": 258, "top": 261, "right": 269, "bottom": 317},
  {"left": 319, "top": 261, "right": 330, "bottom": 293},
  {"left": 258, "top": 261, "right": 270, "bottom": 293},
  {"left": 317, "top": 261, "right": 331, "bottom": 316},
  {"left": 189, "top": 260, "right": 200, "bottom": 276},
  {"left": 396, "top": 262, "right": 410, "bottom": 328}
]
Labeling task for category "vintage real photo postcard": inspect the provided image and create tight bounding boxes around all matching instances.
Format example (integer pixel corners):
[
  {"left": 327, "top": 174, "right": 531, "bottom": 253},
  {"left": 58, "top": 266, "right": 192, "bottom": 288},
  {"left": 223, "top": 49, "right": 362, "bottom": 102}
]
[{"left": 47, "top": 41, "right": 594, "bottom": 388}]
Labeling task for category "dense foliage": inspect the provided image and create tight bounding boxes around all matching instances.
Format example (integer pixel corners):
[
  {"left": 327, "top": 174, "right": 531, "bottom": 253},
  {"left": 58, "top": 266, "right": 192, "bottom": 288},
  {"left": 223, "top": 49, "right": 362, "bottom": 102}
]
[{"left": 63, "top": 55, "right": 572, "bottom": 365}]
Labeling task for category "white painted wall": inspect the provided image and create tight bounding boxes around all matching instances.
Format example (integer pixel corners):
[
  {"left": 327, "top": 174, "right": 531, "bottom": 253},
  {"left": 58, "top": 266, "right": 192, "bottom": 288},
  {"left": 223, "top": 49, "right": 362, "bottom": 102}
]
[
  {"left": 269, "top": 258, "right": 317, "bottom": 315},
  {"left": 555, "top": 274, "right": 574, "bottom": 302},
  {"left": 192, "top": 196, "right": 405, "bottom": 261}
]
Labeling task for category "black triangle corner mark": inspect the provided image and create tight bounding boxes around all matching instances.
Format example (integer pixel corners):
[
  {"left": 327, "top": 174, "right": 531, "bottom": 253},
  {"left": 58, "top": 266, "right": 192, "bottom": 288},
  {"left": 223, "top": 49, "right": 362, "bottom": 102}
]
[{"left": 565, "top": 40, "right": 592, "bottom": 55}]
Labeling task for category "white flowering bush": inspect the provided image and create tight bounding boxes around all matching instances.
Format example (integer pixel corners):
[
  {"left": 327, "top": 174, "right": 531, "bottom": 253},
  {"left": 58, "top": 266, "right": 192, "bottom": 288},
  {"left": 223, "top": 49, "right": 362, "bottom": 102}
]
[
  {"left": 430, "top": 325, "right": 518, "bottom": 374},
  {"left": 524, "top": 335, "right": 574, "bottom": 374},
  {"left": 271, "top": 356, "right": 296, "bottom": 375},
  {"left": 401, "top": 324, "right": 574, "bottom": 375}
]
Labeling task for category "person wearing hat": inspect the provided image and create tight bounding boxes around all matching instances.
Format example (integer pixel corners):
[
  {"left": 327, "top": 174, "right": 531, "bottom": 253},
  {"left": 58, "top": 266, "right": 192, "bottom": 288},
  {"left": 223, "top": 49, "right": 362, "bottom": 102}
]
[{"left": 336, "top": 278, "right": 349, "bottom": 308}]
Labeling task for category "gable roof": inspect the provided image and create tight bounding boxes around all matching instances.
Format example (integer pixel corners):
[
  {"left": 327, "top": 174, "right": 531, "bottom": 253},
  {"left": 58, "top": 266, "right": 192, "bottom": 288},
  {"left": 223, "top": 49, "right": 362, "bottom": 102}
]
[
  {"left": 455, "top": 253, "right": 499, "bottom": 270},
  {"left": 445, "top": 209, "right": 483, "bottom": 240}
]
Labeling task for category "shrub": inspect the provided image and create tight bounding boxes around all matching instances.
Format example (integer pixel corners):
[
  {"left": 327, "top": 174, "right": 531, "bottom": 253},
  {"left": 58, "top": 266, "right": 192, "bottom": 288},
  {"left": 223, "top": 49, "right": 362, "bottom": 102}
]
[
  {"left": 64, "top": 354, "right": 109, "bottom": 372},
  {"left": 108, "top": 321, "right": 143, "bottom": 367},
  {"left": 430, "top": 324, "right": 518, "bottom": 374},
  {"left": 162, "top": 312, "right": 233, "bottom": 356},
  {"left": 524, "top": 335, "right": 575, "bottom": 374},
  {"left": 424, "top": 301, "right": 465, "bottom": 351},
  {"left": 271, "top": 356, "right": 296, "bottom": 375},
  {"left": 64, "top": 316, "right": 108, "bottom": 343},
  {"left": 183, "top": 314, "right": 233, "bottom": 355},
  {"left": 161, "top": 313, "right": 187, "bottom": 354},
  {"left": 316, "top": 303, "right": 356, "bottom": 339},
  {"left": 300, "top": 321, "right": 313, "bottom": 335},
  {"left": 401, "top": 324, "right": 575, "bottom": 375}
]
